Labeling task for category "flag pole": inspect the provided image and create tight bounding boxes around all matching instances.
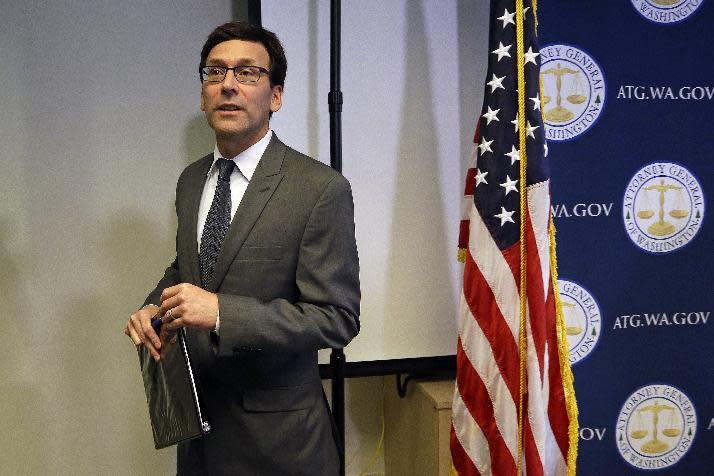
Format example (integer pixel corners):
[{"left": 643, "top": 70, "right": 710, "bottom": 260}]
[
  {"left": 328, "top": 1, "right": 346, "bottom": 475},
  {"left": 515, "top": 1, "right": 528, "bottom": 473}
]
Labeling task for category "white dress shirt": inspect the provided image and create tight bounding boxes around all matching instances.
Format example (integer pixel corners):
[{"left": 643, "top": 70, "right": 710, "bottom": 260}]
[{"left": 196, "top": 129, "right": 272, "bottom": 250}]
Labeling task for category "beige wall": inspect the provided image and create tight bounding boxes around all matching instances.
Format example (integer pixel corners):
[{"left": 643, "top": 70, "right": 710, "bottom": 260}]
[{"left": 1, "top": 1, "right": 211, "bottom": 473}]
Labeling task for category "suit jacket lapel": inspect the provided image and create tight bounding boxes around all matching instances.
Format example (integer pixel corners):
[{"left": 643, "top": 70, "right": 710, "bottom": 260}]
[
  {"left": 180, "top": 154, "right": 213, "bottom": 286},
  {"left": 207, "top": 135, "right": 286, "bottom": 291}
]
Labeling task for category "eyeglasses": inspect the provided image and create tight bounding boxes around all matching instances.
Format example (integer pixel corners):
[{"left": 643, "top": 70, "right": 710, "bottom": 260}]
[{"left": 199, "top": 65, "right": 269, "bottom": 83}]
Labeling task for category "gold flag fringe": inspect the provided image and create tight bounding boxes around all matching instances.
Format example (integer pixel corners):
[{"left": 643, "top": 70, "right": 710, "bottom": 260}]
[
  {"left": 549, "top": 220, "right": 580, "bottom": 475},
  {"left": 457, "top": 248, "right": 467, "bottom": 263}
]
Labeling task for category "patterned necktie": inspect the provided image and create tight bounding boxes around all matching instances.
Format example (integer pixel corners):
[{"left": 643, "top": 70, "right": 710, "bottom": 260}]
[{"left": 200, "top": 158, "right": 236, "bottom": 288}]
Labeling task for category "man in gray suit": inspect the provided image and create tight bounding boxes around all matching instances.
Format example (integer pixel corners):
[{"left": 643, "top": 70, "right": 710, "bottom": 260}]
[{"left": 125, "top": 21, "right": 360, "bottom": 475}]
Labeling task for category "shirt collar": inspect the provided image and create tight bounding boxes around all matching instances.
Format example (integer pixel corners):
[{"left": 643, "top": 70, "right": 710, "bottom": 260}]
[{"left": 208, "top": 130, "right": 273, "bottom": 181}]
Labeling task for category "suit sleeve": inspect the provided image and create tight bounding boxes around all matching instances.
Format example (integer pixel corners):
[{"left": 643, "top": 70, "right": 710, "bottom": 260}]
[
  {"left": 142, "top": 258, "right": 180, "bottom": 307},
  {"left": 142, "top": 177, "right": 184, "bottom": 308},
  {"left": 215, "top": 174, "right": 361, "bottom": 356}
]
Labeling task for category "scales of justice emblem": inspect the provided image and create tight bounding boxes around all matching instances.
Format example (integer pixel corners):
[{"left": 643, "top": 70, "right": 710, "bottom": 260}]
[
  {"left": 628, "top": 399, "right": 684, "bottom": 454},
  {"left": 623, "top": 162, "right": 704, "bottom": 253},
  {"left": 558, "top": 279, "right": 601, "bottom": 365},
  {"left": 539, "top": 44, "right": 605, "bottom": 141},
  {"left": 635, "top": 178, "right": 691, "bottom": 237},
  {"left": 617, "top": 384, "right": 697, "bottom": 469},
  {"left": 562, "top": 301, "right": 583, "bottom": 335},
  {"left": 541, "top": 63, "right": 587, "bottom": 123}
]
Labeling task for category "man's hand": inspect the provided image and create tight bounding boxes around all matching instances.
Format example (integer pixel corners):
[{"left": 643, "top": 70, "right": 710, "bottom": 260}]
[
  {"left": 125, "top": 305, "right": 163, "bottom": 361},
  {"left": 159, "top": 283, "right": 219, "bottom": 332}
]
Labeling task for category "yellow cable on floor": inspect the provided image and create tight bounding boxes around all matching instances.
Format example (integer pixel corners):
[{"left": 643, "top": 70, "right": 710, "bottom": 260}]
[
  {"left": 358, "top": 410, "right": 385, "bottom": 476},
  {"left": 351, "top": 377, "right": 387, "bottom": 476}
]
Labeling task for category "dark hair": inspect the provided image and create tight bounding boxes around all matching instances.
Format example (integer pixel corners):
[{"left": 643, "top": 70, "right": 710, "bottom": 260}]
[{"left": 200, "top": 21, "right": 287, "bottom": 88}]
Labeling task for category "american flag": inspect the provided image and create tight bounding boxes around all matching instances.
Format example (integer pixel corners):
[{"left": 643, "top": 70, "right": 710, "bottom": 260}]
[{"left": 451, "top": 1, "right": 578, "bottom": 475}]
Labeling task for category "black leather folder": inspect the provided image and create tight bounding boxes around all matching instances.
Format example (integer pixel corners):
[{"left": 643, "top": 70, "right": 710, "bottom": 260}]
[{"left": 138, "top": 328, "right": 212, "bottom": 449}]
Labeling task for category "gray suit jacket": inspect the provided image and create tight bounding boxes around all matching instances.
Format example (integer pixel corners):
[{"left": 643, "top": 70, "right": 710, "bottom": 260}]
[{"left": 144, "top": 135, "right": 360, "bottom": 475}]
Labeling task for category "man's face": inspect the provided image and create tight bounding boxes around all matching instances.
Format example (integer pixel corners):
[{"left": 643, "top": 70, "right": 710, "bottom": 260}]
[{"left": 200, "top": 40, "right": 283, "bottom": 146}]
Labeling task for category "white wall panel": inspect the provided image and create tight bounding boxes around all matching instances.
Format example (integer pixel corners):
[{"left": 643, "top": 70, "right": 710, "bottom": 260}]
[{"left": 263, "top": 0, "right": 489, "bottom": 363}]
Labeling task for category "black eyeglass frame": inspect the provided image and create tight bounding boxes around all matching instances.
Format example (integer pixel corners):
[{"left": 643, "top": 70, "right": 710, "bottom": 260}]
[{"left": 199, "top": 65, "right": 270, "bottom": 83}]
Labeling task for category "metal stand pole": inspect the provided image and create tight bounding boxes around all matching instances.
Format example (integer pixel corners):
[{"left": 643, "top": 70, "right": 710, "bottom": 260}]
[
  {"left": 240, "top": 0, "right": 346, "bottom": 473},
  {"left": 329, "top": 0, "right": 343, "bottom": 173},
  {"left": 328, "top": 1, "right": 346, "bottom": 475},
  {"left": 330, "top": 348, "right": 346, "bottom": 475}
]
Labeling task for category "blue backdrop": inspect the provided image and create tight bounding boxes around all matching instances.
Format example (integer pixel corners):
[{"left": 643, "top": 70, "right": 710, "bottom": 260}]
[{"left": 538, "top": 1, "right": 712, "bottom": 474}]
